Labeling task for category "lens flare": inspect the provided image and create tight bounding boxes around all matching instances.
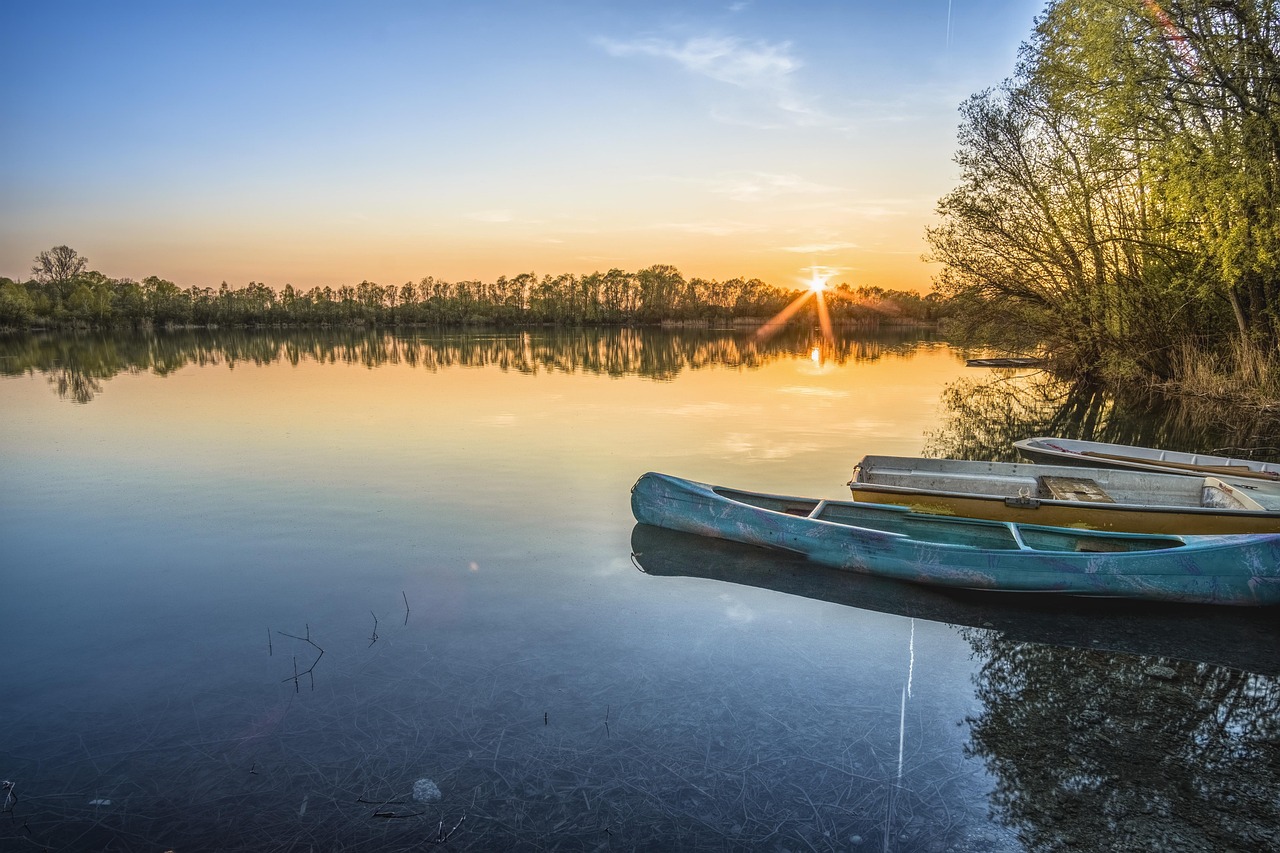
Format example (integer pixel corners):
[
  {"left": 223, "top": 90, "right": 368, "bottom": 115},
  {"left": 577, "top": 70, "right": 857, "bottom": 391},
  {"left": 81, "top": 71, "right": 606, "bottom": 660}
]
[{"left": 756, "top": 268, "right": 836, "bottom": 345}]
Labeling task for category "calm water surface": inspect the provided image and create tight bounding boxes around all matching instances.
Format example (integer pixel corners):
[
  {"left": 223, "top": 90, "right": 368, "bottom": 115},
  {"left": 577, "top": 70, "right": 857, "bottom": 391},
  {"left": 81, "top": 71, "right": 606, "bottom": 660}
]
[{"left": 1, "top": 328, "right": 1276, "bottom": 852}]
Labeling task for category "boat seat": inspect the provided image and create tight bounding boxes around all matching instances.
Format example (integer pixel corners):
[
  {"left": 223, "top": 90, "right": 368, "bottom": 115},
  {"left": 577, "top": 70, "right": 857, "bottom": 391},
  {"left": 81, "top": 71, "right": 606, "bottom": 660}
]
[{"left": 1038, "top": 475, "right": 1115, "bottom": 504}]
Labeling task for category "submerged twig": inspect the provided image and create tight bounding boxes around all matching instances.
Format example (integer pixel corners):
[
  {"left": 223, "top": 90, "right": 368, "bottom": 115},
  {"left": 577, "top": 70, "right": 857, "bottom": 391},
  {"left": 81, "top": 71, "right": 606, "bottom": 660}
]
[
  {"left": 369, "top": 611, "right": 380, "bottom": 647},
  {"left": 373, "top": 810, "right": 424, "bottom": 819},
  {"left": 430, "top": 814, "right": 466, "bottom": 843},
  {"left": 403, "top": 590, "right": 410, "bottom": 625},
  {"left": 277, "top": 624, "right": 324, "bottom": 691}
]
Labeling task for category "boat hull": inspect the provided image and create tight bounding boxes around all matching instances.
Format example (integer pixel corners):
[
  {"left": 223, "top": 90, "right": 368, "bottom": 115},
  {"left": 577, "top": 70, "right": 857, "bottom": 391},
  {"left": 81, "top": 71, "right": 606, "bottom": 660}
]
[
  {"left": 846, "top": 486, "right": 1280, "bottom": 534},
  {"left": 845, "top": 457, "right": 1280, "bottom": 534},
  {"left": 1015, "top": 437, "right": 1280, "bottom": 480},
  {"left": 631, "top": 472, "right": 1280, "bottom": 606},
  {"left": 630, "top": 523, "right": 1280, "bottom": 674}
]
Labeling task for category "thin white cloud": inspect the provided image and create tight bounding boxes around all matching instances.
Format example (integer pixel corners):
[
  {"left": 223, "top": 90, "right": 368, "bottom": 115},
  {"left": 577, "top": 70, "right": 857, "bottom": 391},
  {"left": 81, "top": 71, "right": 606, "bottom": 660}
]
[
  {"left": 599, "top": 35, "right": 797, "bottom": 87},
  {"left": 597, "top": 34, "right": 837, "bottom": 128},
  {"left": 650, "top": 220, "right": 766, "bottom": 237},
  {"left": 782, "top": 241, "right": 859, "bottom": 253},
  {"left": 711, "top": 172, "right": 841, "bottom": 202}
]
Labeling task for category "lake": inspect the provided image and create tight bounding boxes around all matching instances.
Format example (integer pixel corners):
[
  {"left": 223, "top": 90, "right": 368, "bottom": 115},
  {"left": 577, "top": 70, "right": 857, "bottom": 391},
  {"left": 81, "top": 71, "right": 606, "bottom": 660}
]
[{"left": 1, "top": 327, "right": 1277, "bottom": 852}]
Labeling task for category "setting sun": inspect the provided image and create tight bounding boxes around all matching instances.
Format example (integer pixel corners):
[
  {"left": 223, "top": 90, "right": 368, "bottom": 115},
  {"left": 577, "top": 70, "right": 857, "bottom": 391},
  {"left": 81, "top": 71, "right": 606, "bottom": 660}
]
[{"left": 807, "top": 274, "right": 829, "bottom": 293}]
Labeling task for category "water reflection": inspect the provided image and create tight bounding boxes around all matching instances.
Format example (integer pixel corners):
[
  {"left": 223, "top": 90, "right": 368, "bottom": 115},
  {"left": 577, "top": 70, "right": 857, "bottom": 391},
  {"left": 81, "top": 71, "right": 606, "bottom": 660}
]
[
  {"left": 633, "top": 524, "right": 1280, "bottom": 852},
  {"left": 0, "top": 326, "right": 937, "bottom": 403},
  {"left": 926, "top": 370, "right": 1280, "bottom": 462},
  {"left": 630, "top": 525, "right": 1280, "bottom": 677},
  {"left": 965, "top": 634, "right": 1280, "bottom": 851}
]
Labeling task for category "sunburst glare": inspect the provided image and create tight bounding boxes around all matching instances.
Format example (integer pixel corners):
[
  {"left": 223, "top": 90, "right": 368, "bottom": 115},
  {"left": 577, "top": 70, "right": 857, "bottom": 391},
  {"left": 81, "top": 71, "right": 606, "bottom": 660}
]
[{"left": 756, "top": 267, "right": 837, "bottom": 345}]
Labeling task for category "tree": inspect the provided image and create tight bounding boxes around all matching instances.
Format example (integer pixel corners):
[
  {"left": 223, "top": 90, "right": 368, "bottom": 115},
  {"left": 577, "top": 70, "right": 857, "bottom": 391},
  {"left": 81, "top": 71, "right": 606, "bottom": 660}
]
[
  {"left": 0, "top": 278, "right": 35, "bottom": 327},
  {"left": 929, "top": 0, "right": 1280, "bottom": 381},
  {"left": 31, "top": 245, "right": 88, "bottom": 287}
]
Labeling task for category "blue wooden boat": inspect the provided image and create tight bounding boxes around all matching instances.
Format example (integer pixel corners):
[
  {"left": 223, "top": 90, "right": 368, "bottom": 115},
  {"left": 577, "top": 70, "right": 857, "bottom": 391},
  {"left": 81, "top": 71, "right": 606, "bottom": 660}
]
[
  {"left": 630, "top": 524, "right": 1280, "bottom": 674},
  {"left": 630, "top": 472, "right": 1280, "bottom": 606}
]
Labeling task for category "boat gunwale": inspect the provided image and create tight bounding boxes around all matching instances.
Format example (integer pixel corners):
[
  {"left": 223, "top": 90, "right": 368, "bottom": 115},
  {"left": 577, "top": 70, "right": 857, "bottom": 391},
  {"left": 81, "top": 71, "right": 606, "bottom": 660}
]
[
  {"left": 1014, "top": 436, "right": 1280, "bottom": 477},
  {"left": 845, "top": 479, "right": 1280, "bottom": 519},
  {"left": 632, "top": 472, "right": 1280, "bottom": 606},
  {"left": 698, "top": 478, "right": 1197, "bottom": 554}
]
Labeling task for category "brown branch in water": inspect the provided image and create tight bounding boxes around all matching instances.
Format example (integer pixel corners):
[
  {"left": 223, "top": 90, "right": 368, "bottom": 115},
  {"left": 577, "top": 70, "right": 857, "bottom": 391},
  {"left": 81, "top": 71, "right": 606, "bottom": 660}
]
[
  {"left": 403, "top": 590, "right": 410, "bottom": 625},
  {"left": 373, "top": 810, "right": 425, "bottom": 819},
  {"left": 277, "top": 624, "right": 324, "bottom": 691},
  {"left": 369, "top": 611, "right": 379, "bottom": 647}
]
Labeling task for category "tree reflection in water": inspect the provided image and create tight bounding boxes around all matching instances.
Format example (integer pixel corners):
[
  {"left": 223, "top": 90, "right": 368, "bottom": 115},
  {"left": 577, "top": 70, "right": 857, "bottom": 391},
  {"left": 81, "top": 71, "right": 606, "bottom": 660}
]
[
  {"left": 0, "top": 326, "right": 936, "bottom": 403},
  {"left": 926, "top": 369, "right": 1280, "bottom": 462},
  {"left": 963, "top": 631, "right": 1279, "bottom": 852},
  {"left": 929, "top": 370, "right": 1280, "bottom": 849},
  {"left": 632, "top": 525, "right": 1280, "bottom": 851}
]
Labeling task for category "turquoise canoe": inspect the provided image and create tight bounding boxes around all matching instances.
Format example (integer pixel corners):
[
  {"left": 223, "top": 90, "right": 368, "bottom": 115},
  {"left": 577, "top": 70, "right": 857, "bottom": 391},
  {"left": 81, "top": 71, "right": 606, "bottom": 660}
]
[{"left": 630, "top": 472, "right": 1280, "bottom": 606}]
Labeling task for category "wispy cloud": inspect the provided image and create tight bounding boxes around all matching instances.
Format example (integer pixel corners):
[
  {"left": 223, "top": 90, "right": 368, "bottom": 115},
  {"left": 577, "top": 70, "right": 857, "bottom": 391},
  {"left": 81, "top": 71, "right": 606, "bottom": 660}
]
[
  {"left": 782, "top": 241, "right": 859, "bottom": 253},
  {"left": 599, "top": 34, "right": 796, "bottom": 87},
  {"left": 597, "top": 34, "right": 835, "bottom": 127},
  {"left": 710, "top": 172, "right": 841, "bottom": 202},
  {"left": 650, "top": 220, "right": 766, "bottom": 237}
]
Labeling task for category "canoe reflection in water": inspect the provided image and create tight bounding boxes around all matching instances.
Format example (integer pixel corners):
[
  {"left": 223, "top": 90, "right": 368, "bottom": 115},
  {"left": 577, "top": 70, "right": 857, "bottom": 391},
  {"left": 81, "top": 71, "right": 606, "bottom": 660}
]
[
  {"left": 632, "top": 524, "right": 1280, "bottom": 849},
  {"left": 630, "top": 523, "right": 1280, "bottom": 676}
]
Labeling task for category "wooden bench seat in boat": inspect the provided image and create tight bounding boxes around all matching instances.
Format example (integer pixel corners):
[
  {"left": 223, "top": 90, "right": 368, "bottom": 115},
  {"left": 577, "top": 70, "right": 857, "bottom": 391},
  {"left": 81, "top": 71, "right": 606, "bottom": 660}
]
[{"left": 1038, "top": 475, "right": 1115, "bottom": 503}]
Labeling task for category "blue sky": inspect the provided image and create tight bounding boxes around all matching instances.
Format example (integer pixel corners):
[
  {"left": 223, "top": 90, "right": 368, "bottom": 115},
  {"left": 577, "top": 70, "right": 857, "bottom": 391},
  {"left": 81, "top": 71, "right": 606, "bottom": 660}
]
[{"left": 1, "top": 1, "right": 1046, "bottom": 292}]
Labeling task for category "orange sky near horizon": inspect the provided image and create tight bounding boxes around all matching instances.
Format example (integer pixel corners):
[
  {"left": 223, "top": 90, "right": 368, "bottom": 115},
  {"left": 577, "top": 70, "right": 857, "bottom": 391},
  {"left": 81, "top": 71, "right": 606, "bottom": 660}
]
[{"left": 1, "top": 2, "right": 1045, "bottom": 296}]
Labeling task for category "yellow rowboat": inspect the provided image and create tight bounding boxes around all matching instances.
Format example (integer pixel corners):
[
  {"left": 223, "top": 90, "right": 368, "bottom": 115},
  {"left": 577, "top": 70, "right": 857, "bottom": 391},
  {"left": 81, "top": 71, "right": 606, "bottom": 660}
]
[{"left": 848, "top": 455, "right": 1280, "bottom": 535}]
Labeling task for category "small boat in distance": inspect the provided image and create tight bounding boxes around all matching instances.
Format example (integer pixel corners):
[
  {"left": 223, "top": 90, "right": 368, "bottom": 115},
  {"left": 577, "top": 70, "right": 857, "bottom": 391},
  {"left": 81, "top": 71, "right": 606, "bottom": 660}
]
[
  {"left": 1014, "top": 437, "right": 1280, "bottom": 481},
  {"left": 965, "top": 356, "right": 1046, "bottom": 368},
  {"left": 847, "top": 455, "right": 1280, "bottom": 534},
  {"left": 630, "top": 471, "right": 1280, "bottom": 606}
]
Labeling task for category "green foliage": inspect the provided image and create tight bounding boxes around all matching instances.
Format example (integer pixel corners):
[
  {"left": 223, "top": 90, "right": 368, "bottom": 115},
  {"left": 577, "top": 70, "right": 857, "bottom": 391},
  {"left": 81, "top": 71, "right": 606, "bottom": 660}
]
[
  {"left": 0, "top": 278, "right": 36, "bottom": 327},
  {"left": 931, "top": 0, "right": 1280, "bottom": 385},
  {"left": 6, "top": 247, "right": 938, "bottom": 332}
]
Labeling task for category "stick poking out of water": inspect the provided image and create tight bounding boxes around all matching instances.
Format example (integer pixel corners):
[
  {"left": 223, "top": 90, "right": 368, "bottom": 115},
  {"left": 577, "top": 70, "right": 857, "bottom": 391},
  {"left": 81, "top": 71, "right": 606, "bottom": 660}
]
[{"left": 277, "top": 624, "right": 324, "bottom": 692}]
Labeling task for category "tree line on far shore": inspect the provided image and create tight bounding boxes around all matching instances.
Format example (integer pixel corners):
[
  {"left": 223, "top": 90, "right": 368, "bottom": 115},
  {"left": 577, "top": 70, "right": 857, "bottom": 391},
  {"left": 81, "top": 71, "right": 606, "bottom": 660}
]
[{"left": 0, "top": 247, "right": 941, "bottom": 331}]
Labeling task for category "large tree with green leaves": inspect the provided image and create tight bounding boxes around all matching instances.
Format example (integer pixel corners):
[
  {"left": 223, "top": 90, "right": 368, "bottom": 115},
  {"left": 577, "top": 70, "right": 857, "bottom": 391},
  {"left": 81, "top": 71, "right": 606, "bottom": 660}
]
[{"left": 930, "top": 0, "right": 1280, "bottom": 381}]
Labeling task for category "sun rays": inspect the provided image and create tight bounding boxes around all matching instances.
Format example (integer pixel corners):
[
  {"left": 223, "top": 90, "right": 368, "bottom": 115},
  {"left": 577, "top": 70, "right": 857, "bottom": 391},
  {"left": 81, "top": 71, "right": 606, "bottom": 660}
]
[{"left": 756, "top": 268, "right": 836, "bottom": 345}]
